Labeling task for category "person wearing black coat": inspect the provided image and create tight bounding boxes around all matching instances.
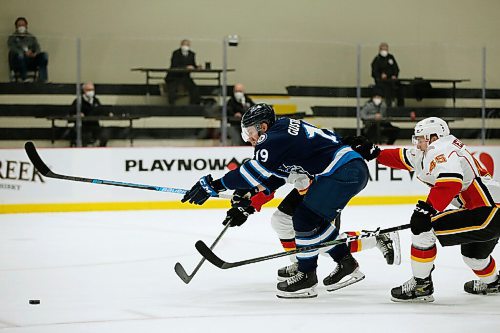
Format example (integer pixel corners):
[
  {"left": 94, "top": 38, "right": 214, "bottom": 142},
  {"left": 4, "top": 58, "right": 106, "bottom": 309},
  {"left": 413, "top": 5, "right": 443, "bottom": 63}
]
[
  {"left": 165, "top": 39, "right": 201, "bottom": 105},
  {"left": 371, "top": 42, "right": 403, "bottom": 107},
  {"left": 70, "top": 82, "right": 110, "bottom": 147}
]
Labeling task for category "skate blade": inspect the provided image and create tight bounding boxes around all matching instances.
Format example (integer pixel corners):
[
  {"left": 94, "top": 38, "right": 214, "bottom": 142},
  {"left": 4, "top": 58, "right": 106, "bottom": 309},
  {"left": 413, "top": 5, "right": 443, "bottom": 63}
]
[
  {"left": 391, "top": 232, "right": 401, "bottom": 265},
  {"left": 325, "top": 271, "right": 365, "bottom": 292},
  {"left": 276, "top": 286, "right": 318, "bottom": 299},
  {"left": 391, "top": 295, "right": 435, "bottom": 303}
]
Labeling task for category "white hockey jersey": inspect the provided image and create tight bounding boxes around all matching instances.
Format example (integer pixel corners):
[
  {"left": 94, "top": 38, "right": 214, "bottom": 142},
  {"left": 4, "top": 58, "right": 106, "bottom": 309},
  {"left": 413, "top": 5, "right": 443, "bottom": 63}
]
[{"left": 377, "top": 135, "right": 499, "bottom": 211}]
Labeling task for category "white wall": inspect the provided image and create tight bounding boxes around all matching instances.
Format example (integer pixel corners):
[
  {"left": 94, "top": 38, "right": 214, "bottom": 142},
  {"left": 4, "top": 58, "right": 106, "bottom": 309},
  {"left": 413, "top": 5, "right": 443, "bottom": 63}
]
[{"left": 1, "top": 0, "right": 500, "bottom": 90}]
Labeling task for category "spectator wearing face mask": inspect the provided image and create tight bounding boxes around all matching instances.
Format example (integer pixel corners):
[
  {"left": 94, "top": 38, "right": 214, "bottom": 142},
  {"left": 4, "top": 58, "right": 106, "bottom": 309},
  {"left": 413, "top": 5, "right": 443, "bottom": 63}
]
[
  {"left": 70, "top": 82, "right": 110, "bottom": 147},
  {"left": 371, "top": 42, "right": 403, "bottom": 107},
  {"left": 360, "top": 91, "right": 400, "bottom": 145},
  {"left": 165, "top": 39, "right": 201, "bottom": 105},
  {"left": 226, "top": 83, "right": 255, "bottom": 145},
  {"left": 8, "top": 17, "right": 49, "bottom": 82}
]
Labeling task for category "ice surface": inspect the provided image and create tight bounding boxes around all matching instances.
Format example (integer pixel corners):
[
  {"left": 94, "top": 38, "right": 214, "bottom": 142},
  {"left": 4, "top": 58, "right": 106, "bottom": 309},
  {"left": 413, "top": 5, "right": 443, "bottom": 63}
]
[{"left": 0, "top": 205, "right": 499, "bottom": 332}]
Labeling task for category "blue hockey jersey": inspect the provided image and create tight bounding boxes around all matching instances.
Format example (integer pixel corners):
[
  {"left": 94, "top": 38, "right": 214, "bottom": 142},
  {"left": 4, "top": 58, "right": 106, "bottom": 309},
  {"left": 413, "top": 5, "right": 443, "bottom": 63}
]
[{"left": 221, "top": 118, "right": 362, "bottom": 193}]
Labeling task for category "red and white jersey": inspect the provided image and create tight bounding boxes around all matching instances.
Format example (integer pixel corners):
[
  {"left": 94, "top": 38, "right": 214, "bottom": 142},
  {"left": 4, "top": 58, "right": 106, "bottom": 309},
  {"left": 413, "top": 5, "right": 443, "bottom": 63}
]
[{"left": 377, "top": 135, "right": 500, "bottom": 211}]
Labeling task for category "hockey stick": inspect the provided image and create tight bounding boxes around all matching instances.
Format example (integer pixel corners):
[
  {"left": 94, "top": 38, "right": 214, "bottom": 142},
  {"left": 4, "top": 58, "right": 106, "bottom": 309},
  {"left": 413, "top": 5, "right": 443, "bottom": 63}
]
[
  {"left": 195, "top": 223, "right": 411, "bottom": 269},
  {"left": 174, "top": 222, "right": 231, "bottom": 284},
  {"left": 24, "top": 141, "right": 232, "bottom": 199}
]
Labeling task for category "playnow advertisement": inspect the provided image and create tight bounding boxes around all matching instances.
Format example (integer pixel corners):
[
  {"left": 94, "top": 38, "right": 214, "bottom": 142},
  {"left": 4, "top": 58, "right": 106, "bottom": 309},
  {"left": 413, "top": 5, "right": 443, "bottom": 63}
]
[{"left": 0, "top": 145, "right": 497, "bottom": 206}]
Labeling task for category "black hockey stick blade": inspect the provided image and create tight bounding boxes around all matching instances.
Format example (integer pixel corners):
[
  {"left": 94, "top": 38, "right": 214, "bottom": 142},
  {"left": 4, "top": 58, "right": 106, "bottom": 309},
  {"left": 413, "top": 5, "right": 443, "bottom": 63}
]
[
  {"left": 25, "top": 141, "right": 52, "bottom": 176},
  {"left": 175, "top": 223, "right": 231, "bottom": 283},
  {"left": 196, "top": 223, "right": 411, "bottom": 269},
  {"left": 195, "top": 240, "right": 228, "bottom": 268},
  {"left": 174, "top": 262, "right": 193, "bottom": 284},
  {"left": 24, "top": 141, "right": 233, "bottom": 199}
]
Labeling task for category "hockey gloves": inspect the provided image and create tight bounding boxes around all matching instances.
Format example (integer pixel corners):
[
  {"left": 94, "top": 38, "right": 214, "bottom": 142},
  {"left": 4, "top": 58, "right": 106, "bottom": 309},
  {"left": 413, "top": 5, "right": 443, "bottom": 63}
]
[
  {"left": 223, "top": 206, "right": 256, "bottom": 227},
  {"left": 230, "top": 189, "right": 257, "bottom": 208},
  {"left": 181, "top": 174, "right": 226, "bottom": 205},
  {"left": 222, "top": 189, "right": 257, "bottom": 227},
  {"left": 343, "top": 135, "right": 381, "bottom": 161},
  {"left": 410, "top": 200, "right": 437, "bottom": 235}
]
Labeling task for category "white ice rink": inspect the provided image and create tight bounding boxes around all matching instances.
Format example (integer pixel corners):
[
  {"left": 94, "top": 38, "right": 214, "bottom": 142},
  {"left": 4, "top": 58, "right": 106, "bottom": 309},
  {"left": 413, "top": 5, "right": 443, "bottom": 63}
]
[{"left": 0, "top": 205, "right": 499, "bottom": 332}]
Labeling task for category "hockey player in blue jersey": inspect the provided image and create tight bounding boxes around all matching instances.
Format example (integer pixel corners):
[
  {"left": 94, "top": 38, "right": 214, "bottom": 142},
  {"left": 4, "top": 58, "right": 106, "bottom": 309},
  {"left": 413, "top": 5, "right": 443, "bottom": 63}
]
[{"left": 182, "top": 103, "right": 371, "bottom": 298}]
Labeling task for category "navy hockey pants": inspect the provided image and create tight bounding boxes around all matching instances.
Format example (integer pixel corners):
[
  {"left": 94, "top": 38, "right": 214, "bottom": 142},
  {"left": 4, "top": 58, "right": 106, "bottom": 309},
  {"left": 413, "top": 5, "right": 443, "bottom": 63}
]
[{"left": 292, "top": 159, "right": 369, "bottom": 273}]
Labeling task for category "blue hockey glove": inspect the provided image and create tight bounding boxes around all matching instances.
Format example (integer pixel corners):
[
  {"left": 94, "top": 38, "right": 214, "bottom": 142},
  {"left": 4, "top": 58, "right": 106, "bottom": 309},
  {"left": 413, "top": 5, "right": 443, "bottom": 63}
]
[
  {"left": 181, "top": 174, "right": 225, "bottom": 205},
  {"left": 410, "top": 200, "right": 437, "bottom": 235}
]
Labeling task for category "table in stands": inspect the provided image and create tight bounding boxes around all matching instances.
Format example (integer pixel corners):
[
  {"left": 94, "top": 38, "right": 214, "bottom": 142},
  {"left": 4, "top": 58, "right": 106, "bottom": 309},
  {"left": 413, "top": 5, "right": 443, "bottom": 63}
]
[
  {"left": 131, "top": 68, "right": 235, "bottom": 96},
  {"left": 43, "top": 115, "right": 142, "bottom": 146},
  {"left": 395, "top": 78, "right": 470, "bottom": 108},
  {"left": 364, "top": 116, "right": 463, "bottom": 144}
]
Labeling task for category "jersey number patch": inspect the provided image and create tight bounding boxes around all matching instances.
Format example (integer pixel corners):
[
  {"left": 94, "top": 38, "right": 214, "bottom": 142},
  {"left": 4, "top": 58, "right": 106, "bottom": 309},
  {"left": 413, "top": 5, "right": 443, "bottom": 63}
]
[
  {"left": 255, "top": 149, "right": 269, "bottom": 162},
  {"left": 302, "top": 122, "right": 338, "bottom": 143}
]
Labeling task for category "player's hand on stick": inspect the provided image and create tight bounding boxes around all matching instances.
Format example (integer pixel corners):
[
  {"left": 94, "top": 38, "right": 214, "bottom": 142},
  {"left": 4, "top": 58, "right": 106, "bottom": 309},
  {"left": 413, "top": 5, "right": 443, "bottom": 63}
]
[
  {"left": 343, "top": 135, "right": 381, "bottom": 161},
  {"left": 410, "top": 200, "right": 436, "bottom": 235},
  {"left": 223, "top": 206, "right": 256, "bottom": 227},
  {"left": 231, "top": 189, "right": 257, "bottom": 208},
  {"left": 181, "top": 174, "right": 225, "bottom": 205}
]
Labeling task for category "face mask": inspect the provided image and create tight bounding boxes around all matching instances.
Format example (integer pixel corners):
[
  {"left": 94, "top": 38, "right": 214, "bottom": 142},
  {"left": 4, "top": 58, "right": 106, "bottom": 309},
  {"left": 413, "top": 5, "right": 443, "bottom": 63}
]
[
  {"left": 181, "top": 45, "right": 190, "bottom": 54},
  {"left": 17, "top": 26, "right": 27, "bottom": 34},
  {"left": 85, "top": 90, "right": 95, "bottom": 98},
  {"left": 379, "top": 50, "right": 388, "bottom": 57},
  {"left": 373, "top": 97, "right": 382, "bottom": 106},
  {"left": 234, "top": 91, "right": 244, "bottom": 102}
]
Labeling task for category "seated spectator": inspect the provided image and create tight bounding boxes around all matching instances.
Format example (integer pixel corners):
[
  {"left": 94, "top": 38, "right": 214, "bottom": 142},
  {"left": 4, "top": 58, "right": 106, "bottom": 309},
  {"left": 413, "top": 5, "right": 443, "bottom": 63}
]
[
  {"left": 371, "top": 42, "right": 403, "bottom": 107},
  {"left": 360, "top": 90, "right": 400, "bottom": 145},
  {"left": 226, "top": 83, "right": 255, "bottom": 145},
  {"left": 70, "top": 82, "right": 110, "bottom": 147},
  {"left": 165, "top": 39, "right": 201, "bottom": 105},
  {"left": 7, "top": 17, "right": 49, "bottom": 82}
]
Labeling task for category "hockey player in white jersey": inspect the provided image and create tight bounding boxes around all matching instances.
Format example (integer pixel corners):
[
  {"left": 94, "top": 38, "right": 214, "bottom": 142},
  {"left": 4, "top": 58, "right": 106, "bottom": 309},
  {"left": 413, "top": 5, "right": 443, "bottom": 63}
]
[{"left": 374, "top": 117, "right": 500, "bottom": 302}]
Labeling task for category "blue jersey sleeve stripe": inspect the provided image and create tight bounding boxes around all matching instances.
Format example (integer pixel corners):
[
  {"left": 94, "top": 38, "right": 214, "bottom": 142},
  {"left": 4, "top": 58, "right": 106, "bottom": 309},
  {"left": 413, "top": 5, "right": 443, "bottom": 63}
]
[
  {"left": 318, "top": 146, "right": 362, "bottom": 177},
  {"left": 248, "top": 160, "right": 273, "bottom": 179},
  {"left": 219, "top": 177, "right": 228, "bottom": 190},
  {"left": 250, "top": 160, "right": 288, "bottom": 179},
  {"left": 240, "top": 165, "right": 262, "bottom": 187}
]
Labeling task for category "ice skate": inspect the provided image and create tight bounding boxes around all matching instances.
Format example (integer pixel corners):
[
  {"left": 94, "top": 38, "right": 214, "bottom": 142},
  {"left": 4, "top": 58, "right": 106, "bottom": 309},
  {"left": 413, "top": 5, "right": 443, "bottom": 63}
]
[
  {"left": 277, "top": 262, "right": 299, "bottom": 282},
  {"left": 464, "top": 275, "right": 500, "bottom": 295},
  {"left": 391, "top": 275, "right": 434, "bottom": 302},
  {"left": 323, "top": 254, "right": 365, "bottom": 292},
  {"left": 276, "top": 270, "right": 318, "bottom": 299},
  {"left": 376, "top": 231, "right": 401, "bottom": 265}
]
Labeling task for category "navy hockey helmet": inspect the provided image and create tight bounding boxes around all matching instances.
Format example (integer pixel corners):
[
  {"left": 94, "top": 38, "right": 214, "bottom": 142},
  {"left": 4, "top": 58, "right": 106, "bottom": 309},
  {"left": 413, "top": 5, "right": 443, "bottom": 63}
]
[
  {"left": 240, "top": 103, "right": 276, "bottom": 142},
  {"left": 241, "top": 103, "right": 276, "bottom": 128}
]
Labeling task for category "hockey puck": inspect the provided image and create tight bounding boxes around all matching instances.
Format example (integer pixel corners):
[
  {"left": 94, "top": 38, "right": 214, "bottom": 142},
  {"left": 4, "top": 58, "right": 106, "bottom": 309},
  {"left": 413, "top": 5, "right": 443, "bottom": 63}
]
[{"left": 29, "top": 300, "right": 40, "bottom": 305}]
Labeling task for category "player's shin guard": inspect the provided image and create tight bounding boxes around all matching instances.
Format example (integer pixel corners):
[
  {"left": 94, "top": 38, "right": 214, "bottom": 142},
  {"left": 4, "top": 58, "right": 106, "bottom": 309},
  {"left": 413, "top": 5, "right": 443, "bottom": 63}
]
[
  {"left": 410, "top": 232, "right": 437, "bottom": 279},
  {"left": 343, "top": 231, "right": 400, "bottom": 265},
  {"left": 463, "top": 256, "right": 500, "bottom": 294},
  {"left": 463, "top": 256, "right": 498, "bottom": 284},
  {"left": 271, "top": 210, "right": 297, "bottom": 265}
]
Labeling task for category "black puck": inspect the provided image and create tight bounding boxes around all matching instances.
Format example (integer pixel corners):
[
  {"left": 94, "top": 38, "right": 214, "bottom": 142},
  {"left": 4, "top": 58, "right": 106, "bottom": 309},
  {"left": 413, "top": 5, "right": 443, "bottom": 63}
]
[{"left": 29, "top": 300, "right": 40, "bottom": 305}]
